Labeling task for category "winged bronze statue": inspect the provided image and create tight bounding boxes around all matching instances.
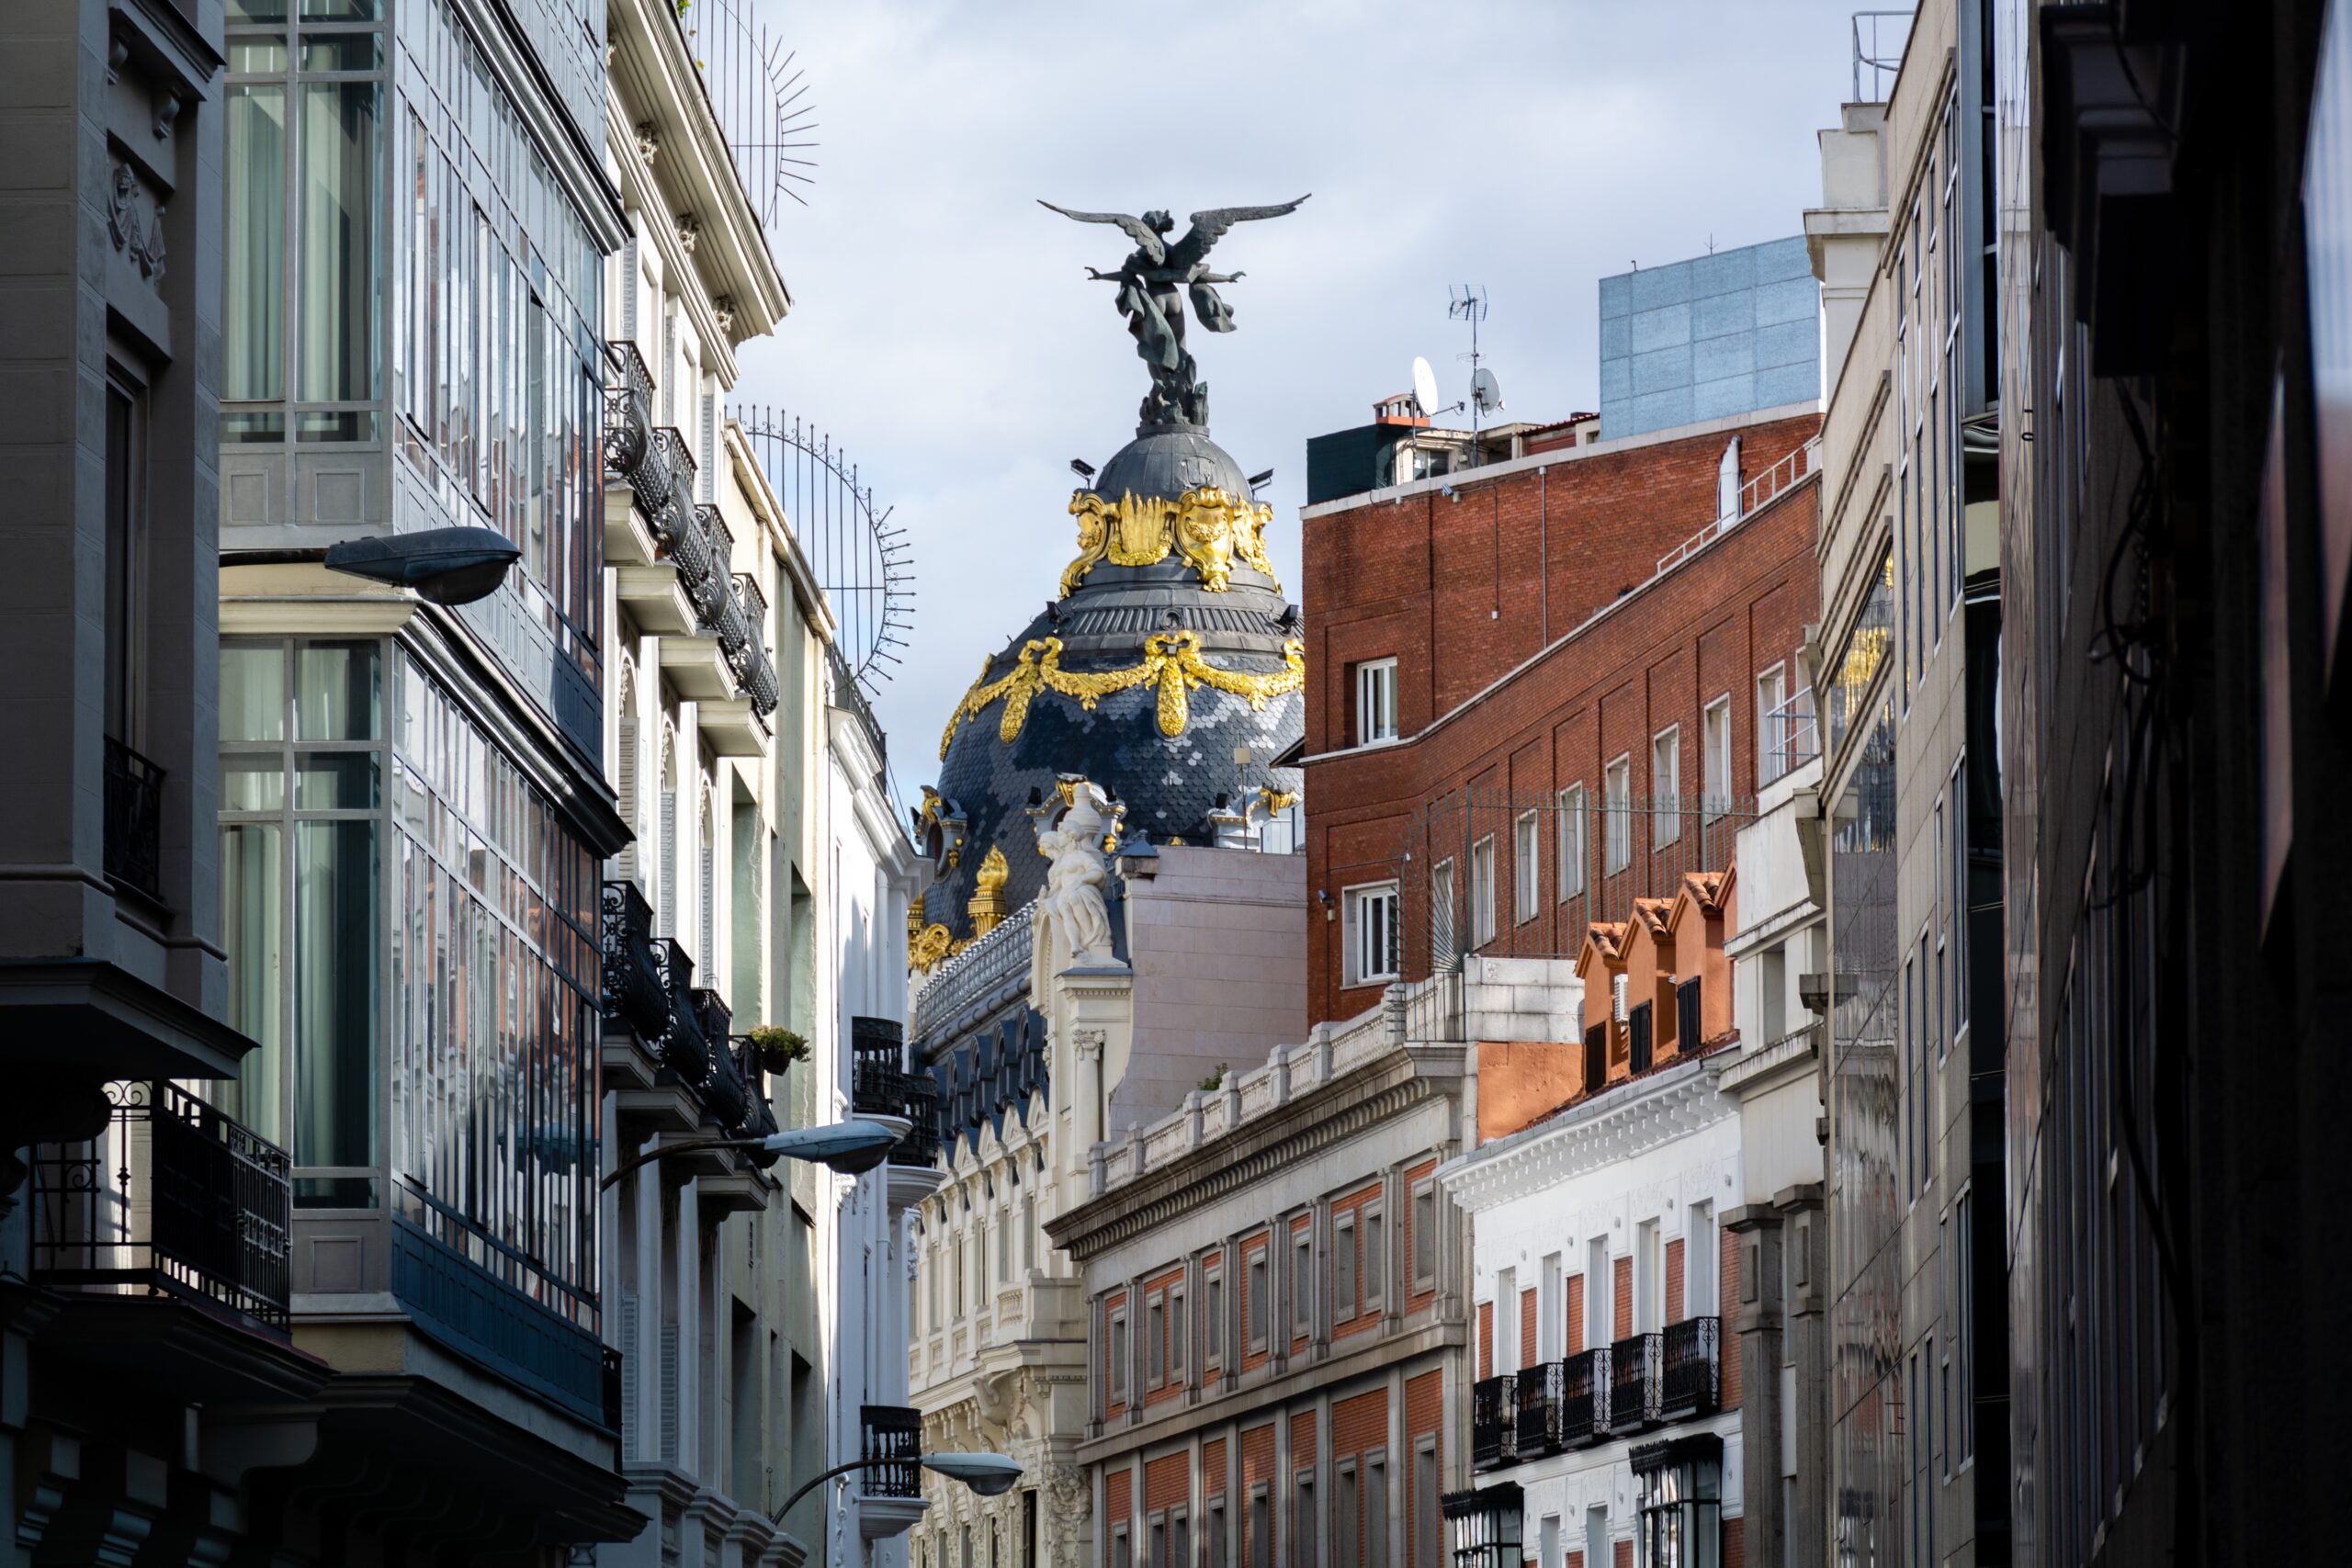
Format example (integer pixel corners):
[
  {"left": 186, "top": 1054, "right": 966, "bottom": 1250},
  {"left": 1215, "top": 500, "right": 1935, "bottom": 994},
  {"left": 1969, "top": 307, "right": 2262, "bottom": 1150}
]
[{"left": 1040, "top": 196, "right": 1310, "bottom": 429}]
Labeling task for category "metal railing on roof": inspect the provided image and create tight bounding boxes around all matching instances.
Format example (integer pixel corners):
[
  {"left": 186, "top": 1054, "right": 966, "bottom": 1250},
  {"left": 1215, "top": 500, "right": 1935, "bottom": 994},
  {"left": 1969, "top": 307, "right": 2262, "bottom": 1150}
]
[
  {"left": 1852, "top": 10, "right": 1915, "bottom": 103},
  {"left": 910, "top": 897, "right": 1037, "bottom": 1043},
  {"left": 1655, "top": 438, "right": 1820, "bottom": 577}
]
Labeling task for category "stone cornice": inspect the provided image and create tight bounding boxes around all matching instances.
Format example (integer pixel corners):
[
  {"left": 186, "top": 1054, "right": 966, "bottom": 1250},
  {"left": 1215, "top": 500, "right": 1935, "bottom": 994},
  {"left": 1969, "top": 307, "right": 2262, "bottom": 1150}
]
[
  {"left": 1436, "top": 1055, "right": 1733, "bottom": 1212},
  {"left": 1046, "top": 1046, "right": 1465, "bottom": 1261}
]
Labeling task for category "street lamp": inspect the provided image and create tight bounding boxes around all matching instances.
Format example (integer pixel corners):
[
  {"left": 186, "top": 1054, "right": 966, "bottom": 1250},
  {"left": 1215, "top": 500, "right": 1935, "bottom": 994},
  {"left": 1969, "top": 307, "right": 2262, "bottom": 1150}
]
[
  {"left": 770, "top": 1451, "right": 1023, "bottom": 1526},
  {"left": 224, "top": 525, "right": 524, "bottom": 608},
  {"left": 599, "top": 1116, "right": 910, "bottom": 1192}
]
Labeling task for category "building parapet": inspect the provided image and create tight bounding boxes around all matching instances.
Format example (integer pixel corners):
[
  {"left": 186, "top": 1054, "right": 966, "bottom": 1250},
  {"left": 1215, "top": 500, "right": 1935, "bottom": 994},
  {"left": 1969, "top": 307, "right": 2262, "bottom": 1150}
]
[{"left": 910, "top": 896, "right": 1038, "bottom": 1043}]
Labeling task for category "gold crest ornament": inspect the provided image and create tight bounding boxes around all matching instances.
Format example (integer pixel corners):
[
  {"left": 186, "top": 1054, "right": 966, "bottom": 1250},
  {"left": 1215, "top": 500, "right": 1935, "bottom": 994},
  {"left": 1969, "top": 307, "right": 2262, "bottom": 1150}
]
[
  {"left": 1057, "top": 486, "right": 1282, "bottom": 598},
  {"left": 967, "top": 846, "right": 1011, "bottom": 935}
]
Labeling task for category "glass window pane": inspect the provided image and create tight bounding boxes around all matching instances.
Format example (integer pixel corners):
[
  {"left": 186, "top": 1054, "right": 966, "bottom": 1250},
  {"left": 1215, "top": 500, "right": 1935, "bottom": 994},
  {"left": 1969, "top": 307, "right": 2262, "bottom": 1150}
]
[
  {"left": 221, "top": 643, "right": 288, "bottom": 740},
  {"left": 222, "top": 755, "right": 287, "bottom": 812},
  {"left": 300, "top": 34, "right": 381, "bottom": 71},
  {"left": 219, "top": 821, "right": 283, "bottom": 1138},
  {"left": 298, "top": 81, "right": 381, "bottom": 403},
  {"left": 297, "top": 640, "right": 380, "bottom": 738},
  {"left": 294, "top": 818, "right": 378, "bottom": 1175},
  {"left": 225, "top": 85, "right": 287, "bottom": 401},
  {"left": 297, "top": 751, "right": 380, "bottom": 808},
  {"left": 227, "top": 0, "right": 288, "bottom": 27},
  {"left": 300, "top": 0, "right": 380, "bottom": 16}
]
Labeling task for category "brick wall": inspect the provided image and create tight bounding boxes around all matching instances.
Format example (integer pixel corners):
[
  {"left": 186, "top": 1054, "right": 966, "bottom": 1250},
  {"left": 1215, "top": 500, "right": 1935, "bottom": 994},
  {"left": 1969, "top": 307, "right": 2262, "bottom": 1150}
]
[
  {"left": 1614, "top": 1538, "right": 1634, "bottom": 1568},
  {"left": 1333, "top": 1387, "right": 1388, "bottom": 1460},
  {"left": 1478, "top": 1299, "right": 1494, "bottom": 1380},
  {"left": 1242, "top": 1424, "right": 1277, "bottom": 1568},
  {"left": 1146, "top": 1452, "right": 1188, "bottom": 1516},
  {"left": 1301, "top": 412, "right": 1822, "bottom": 1025},
  {"left": 1724, "top": 1517, "right": 1747, "bottom": 1568},
  {"left": 1667, "top": 1237, "right": 1686, "bottom": 1324},
  {"left": 1521, "top": 1287, "right": 1539, "bottom": 1370},
  {"left": 1406, "top": 1369, "right": 1444, "bottom": 1568},
  {"left": 1204, "top": 1435, "right": 1228, "bottom": 1503},
  {"left": 1721, "top": 1224, "right": 1743, "bottom": 1408},
  {"left": 1613, "top": 1257, "right": 1633, "bottom": 1341},
  {"left": 1106, "top": 1467, "right": 1132, "bottom": 1542},
  {"left": 1566, "top": 1273, "right": 1586, "bottom": 1355}
]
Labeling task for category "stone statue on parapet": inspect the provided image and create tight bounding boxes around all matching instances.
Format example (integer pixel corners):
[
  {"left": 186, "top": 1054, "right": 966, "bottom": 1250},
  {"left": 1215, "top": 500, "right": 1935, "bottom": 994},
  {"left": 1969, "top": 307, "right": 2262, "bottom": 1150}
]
[
  {"left": 1039, "top": 195, "right": 1310, "bottom": 429},
  {"left": 1034, "top": 790, "right": 1117, "bottom": 969}
]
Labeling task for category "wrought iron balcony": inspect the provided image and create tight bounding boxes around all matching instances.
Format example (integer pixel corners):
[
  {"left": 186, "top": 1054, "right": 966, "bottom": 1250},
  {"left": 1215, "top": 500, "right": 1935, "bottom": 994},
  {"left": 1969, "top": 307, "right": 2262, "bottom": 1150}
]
[
  {"left": 695, "top": 989, "right": 747, "bottom": 1130},
  {"left": 1660, "top": 1315, "right": 1722, "bottom": 1418},
  {"left": 650, "top": 938, "right": 709, "bottom": 1089},
  {"left": 695, "top": 505, "right": 740, "bottom": 639},
  {"left": 733, "top": 1037, "right": 782, "bottom": 1168},
  {"left": 851, "top": 1016, "right": 909, "bottom": 1121},
  {"left": 892, "top": 1075, "right": 942, "bottom": 1168},
  {"left": 104, "top": 737, "right": 164, "bottom": 900},
  {"left": 29, "top": 1080, "right": 291, "bottom": 1328},
  {"left": 729, "top": 574, "right": 780, "bottom": 716},
  {"left": 603, "top": 340, "right": 653, "bottom": 478},
  {"left": 599, "top": 880, "right": 669, "bottom": 1043},
  {"left": 1559, "top": 1345, "right": 1611, "bottom": 1445},
  {"left": 860, "top": 1404, "right": 923, "bottom": 1499},
  {"left": 1471, "top": 1372, "right": 1517, "bottom": 1472},
  {"left": 1610, "top": 1333, "right": 1665, "bottom": 1432},
  {"left": 1515, "top": 1360, "right": 1563, "bottom": 1457}
]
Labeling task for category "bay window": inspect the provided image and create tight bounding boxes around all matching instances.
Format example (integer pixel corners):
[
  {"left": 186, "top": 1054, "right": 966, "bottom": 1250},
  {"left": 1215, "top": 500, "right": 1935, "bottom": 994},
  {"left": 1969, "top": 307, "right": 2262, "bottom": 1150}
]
[{"left": 1632, "top": 1436, "right": 1723, "bottom": 1568}]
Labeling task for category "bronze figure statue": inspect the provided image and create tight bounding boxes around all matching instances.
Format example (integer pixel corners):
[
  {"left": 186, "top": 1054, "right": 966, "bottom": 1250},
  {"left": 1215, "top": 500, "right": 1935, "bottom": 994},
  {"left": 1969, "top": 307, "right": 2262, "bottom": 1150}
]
[{"left": 1040, "top": 196, "right": 1310, "bottom": 429}]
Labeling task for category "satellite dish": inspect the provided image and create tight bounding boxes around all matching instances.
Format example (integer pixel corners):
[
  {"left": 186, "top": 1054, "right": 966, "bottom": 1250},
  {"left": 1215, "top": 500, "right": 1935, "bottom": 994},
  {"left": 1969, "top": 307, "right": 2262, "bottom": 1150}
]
[
  {"left": 1472, "top": 367, "right": 1505, "bottom": 415},
  {"left": 1411, "top": 356, "right": 1440, "bottom": 417}
]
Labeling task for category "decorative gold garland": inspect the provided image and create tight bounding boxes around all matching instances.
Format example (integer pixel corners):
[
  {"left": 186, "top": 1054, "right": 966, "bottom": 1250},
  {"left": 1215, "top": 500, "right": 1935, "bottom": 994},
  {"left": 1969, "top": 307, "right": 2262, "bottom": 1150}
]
[
  {"left": 938, "top": 632, "right": 1305, "bottom": 760},
  {"left": 1060, "top": 486, "right": 1281, "bottom": 598}
]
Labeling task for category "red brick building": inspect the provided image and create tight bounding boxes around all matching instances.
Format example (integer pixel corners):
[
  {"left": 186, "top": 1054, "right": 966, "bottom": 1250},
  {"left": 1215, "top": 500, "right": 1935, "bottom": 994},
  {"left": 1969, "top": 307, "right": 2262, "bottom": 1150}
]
[{"left": 1297, "top": 408, "right": 1823, "bottom": 1027}]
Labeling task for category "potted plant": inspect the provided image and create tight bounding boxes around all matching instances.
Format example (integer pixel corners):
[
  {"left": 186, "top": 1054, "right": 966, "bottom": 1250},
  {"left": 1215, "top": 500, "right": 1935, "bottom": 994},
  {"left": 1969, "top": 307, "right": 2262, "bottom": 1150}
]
[{"left": 746, "top": 1025, "right": 808, "bottom": 1074}]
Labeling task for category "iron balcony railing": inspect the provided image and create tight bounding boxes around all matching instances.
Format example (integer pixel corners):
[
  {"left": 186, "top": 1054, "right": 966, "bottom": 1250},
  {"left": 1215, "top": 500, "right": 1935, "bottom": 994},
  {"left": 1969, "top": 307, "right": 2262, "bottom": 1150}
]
[
  {"left": 696, "top": 506, "right": 741, "bottom": 643},
  {"left": 1471, "top": 1372, "right": 1517, "bottom": 1472},
  {"left": 851, "top": 1016, "right": 908, "bottom": 1121},
  {"left": 650, "top": 938, "right": 709, "bottom": 1089},
  {"left": 1611, "top": 1333, "right": 1665, "bottom": 1431},
  {"left": 910, "top": 897, "right": 1035, "bottom": 1039},
  {"left": 1516, "top": 1360, "right": 1564, "bottom": 1457},
  {"left": 860, "top": 1404, "right": 923, "bottom": 1498},
  {"left": 603, "top": 340, "right": 654, "bottom": 478},
  {"left": 599, "top": 880, "right": 669, "bottom": 1043},
  {"left": 892, "top": 1076, "right": 942, "bottom": 1168},
  {"left": 729, "top": 573, "right": 780, "bottom": 716},
  {"left": 104, "top": 737, "right": 164, "bottom": 900},
  {"left": 695, "top": 989, "right": 746, "bottom": 1130},
  {"left": 1560, "top": 1345, "right": 1611, "bottom": 1445},
  {"left": 732, "top": 1037, "right": 782, "bottom": 1168},
  {"left": 29, "top": 1080, "right": 291, "bottom": 1328},
  {"left": 1660, "top": 1315, "right": 1723, "bottom": 1419}
]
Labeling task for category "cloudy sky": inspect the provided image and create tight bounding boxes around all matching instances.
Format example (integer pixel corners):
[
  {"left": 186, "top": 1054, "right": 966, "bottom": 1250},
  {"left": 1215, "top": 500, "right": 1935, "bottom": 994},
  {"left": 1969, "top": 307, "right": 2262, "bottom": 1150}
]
[{"left": 725, "top": 0, "right": 1879, "bottom": 805}]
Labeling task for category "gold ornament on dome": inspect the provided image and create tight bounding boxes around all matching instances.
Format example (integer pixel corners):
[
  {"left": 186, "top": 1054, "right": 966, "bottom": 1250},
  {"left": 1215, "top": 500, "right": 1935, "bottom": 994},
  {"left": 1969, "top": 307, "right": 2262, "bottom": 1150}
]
[
  {"left": 910, "top": 921, "right": 967, "bottom": 974},
  {"left": 937, "top": 631, "right": 1305, "bottom": 759},
  {"left": 1058, "top": 486, "right": 1280, "bottom": 598},
  {"left": 967, "top": 846, "right": 1011, "bottom": 935}
]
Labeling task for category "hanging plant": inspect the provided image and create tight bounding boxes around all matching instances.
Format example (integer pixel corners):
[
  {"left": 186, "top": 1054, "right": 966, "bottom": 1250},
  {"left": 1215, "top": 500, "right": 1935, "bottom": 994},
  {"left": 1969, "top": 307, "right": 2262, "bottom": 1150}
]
[{"left": 746, "top": 1025, "right": 808, "bottom": 1073}]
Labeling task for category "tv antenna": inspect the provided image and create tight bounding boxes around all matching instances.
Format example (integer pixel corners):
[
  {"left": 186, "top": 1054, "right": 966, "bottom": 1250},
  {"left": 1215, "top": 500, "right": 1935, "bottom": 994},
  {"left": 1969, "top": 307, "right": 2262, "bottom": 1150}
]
[{"left": 1449, "top": 285, "right": 1494, "bottom": 463}]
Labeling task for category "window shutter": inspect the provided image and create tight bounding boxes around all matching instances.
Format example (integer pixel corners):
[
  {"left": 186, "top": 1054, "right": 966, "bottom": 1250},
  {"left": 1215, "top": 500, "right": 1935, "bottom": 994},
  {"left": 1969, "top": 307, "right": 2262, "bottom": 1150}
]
[
  {"left": 615, "top": 717, "right": 638, "bottom": 880},
  {"left": 619, "top": 1292, "right": 640, "bottom": 1459},
  {"left": 659, "top": 792, "right": 677, "bottom": 934},
  {"left": 659, "top": 1321, "right": 681, "bottom": 1463}
]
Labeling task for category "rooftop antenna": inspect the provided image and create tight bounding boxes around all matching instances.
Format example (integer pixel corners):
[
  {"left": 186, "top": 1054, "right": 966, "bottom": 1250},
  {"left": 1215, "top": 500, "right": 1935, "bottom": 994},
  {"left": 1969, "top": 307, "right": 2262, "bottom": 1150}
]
[{"left": 1449, "top": 285, "right": 1490, "bottom": 465}]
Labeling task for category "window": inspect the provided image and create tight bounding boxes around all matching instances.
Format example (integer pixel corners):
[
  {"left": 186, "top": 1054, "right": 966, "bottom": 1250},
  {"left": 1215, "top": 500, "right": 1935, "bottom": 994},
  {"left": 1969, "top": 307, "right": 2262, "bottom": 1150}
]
[
  {"left": 1413, "top": 1441, "right": 1440, "bottom": 1568},
  {"left": 1757, "top": 663, "right": 1790, "bottom": 784},
  {"left": 1250, "top": 1486, "right": 1272, "bottom": 1568},
  {"left": 1147, "top": 1293, "right": 1166, "bottom": 1385},
  {"left": 1586, "top": 1238, "right": 1611, "bottom": 1348},
  {"left": 1634, "top": 1437, "right": 1723, "bottom": 1568},
  {"left": 1431, "top": 859, "right": 1457, "bottom": 969},
  {"left": 1702, "top": 697, "right": 1732, "bottom": 815},
  {"left": 1469, "top": 836, "right": 1497, "bottom": 949},
  {"left": 1355, "top": 658, "right": 1399, "bottom": 745},
  {"left": 1109, "top": 1305, "right": 1128, "bottom": 1404},
  {"left": 1540, "top": 1253, "right": 1565, "bottom": 1360},
  {"left": 1497, "top": 1267, "right": 1520, "bottom": 1371},
  {"left": 1411, "top": 1181, "right": 1437, "bottom": 1292},
  {"left": 1210, "top": 1500, "right": 1228, "bottom": 1568},
  {"left": 1585, "top": 1506, "right": 1609, "bottom": 1568},
  {"left": 1206, "top": 1268, "right": 1224, "bottom": 1365},
  {"left": 1295, "top": 1470, "right": 1317, "bottom": 1568},
  {"left": 1337, "top": 1461, "right": 1360, "bottom": 1568},
  {"left": 1334, "top": 1213, "right": 1359, "bottom": 1323},
  {"left": 1652, "top": 728, "right": 1681, "bottom": 845},
  {"left": 1342, "top": 883, "right": 1399, "bottom": 987},
  {"left": 104, "top": 377, "right": 147, "bottom": 749},
  {"left": 1689, "top": 1204, "right": 1716, "bottom": 1315},
  {"left": 1605, "top": 755, "right": 1633, "bottom": 871},
  {"left": 1111, "top": 1523, "right": 1131, "bottom": 1568},
  {"left": 1514, "top": 811, "right": 1541, "bottom": 923},
  {"left": 1172, "top": 1508, "right": 1191, "bottom": 1568},
  {"left": 1634, "top": 1219, "right": 1661, "bottom": 1332},
  {"left": 1364, "top": 1207, "right": 1386, "bottom": 1309},
  {"left": 1248, "top": 1247, "right": 1270, "bottom": 1349},
  {"left": 1541, "top": 1516, "right": 1563, "bottom": 1568},
  {"left": 1716, "top": 435, "right": 1742, "bottom": 521},
  {"left": 1292, "top": 1227, "right": 1315, "bottom": 1338},
  {"left": 1957, "top": 1187, "right": 1975, "bottom": 1463},
  {"left": 1170, "top": 1285, "right": 1188, "bottom": 1377},
  {"left": 1557, "top": 785, "right": 1587, "bottom": 900},
  {"left": 1366, "top": 1454, "right": 1388, "bottom": 1566}
]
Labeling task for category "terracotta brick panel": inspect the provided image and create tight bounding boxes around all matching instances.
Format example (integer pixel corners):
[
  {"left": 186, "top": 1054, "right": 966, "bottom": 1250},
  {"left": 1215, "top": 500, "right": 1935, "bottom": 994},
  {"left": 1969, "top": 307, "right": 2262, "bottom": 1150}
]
[
  {"left": 1722, "top": 1224, "right": 1744, "bottom": 1408},
  {"left": 1406, "top": 1370, "right": 1444, "bottom": 1568},
  {"left": 1614, "top": 1257, "right": 1633, "bottom": 1341},
  {"left": 1724, "top": 1517, "right": 1747, "bottom": 1568},
  {"left": 1242, "top": 1424, "right": 1278, "bottom": 1568},
  {"left": 1291, "top": 1407, "right": 1317, "bottom": 1464},
  {"left": 1204, "top": 1436, "right": 1228, "bottom": 1500},
  {"left": 1478, "top": 1299, "right": 1494, "bottom": 1380},
  {"left": 1667, "top": 1237, "right": 1686, "bottom": 1324},
  {"left": 1520, "top": 1288, "right": 1540, "bottom": 1369},
  {"left": 1147, "top": 1452, "right": 1188, "bottom": 1515},
  {"left": 1566, "top": 1273, "right": 1586, "bottom": 1355},
  {"left": 1331, "top": 1386, "right": 1389, "bottom": 1461},
  {"left": 1615, "top": 1539, "right": 1634, "bottom": 1568},
  {"left": 1567, "top": 1552, "right": 1585, "bottom": 1568},
  {"left": 1106, "top": 1467, "right": 1132, "bottom": 1536}
]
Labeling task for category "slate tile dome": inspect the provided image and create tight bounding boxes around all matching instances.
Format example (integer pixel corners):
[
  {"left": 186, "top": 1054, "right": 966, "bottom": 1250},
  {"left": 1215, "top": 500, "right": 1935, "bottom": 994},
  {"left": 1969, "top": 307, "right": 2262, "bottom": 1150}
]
[{"left": 920, "top": 424, "right": 1304, "bottom": 942}]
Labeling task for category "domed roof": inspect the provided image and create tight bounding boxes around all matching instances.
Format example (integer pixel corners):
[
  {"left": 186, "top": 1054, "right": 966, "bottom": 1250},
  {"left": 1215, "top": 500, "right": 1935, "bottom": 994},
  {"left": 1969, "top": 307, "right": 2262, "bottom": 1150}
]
[{"left": 913, "top": 424, "right": 1304, "bottom": 965}]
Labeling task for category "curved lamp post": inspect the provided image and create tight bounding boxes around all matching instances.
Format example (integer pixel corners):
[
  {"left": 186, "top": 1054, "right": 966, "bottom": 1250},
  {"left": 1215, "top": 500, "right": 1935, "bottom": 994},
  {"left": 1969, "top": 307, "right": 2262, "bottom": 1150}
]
[
  {"left": 770, "top": 1452, "right": 1023, "bottom": 1526},
  {"left": 225, "top": 525, "right": 524, "bottom": 607},
  {"left": 600, "top": 1116, "right": 910, "bottom": 1192}
]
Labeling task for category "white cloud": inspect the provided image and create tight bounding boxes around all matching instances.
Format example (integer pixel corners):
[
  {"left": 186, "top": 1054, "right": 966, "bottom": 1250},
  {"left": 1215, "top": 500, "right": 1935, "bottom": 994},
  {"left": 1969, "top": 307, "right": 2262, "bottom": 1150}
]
[{"left": 723, "top": 0, "right": 1865, "bottom": 804}]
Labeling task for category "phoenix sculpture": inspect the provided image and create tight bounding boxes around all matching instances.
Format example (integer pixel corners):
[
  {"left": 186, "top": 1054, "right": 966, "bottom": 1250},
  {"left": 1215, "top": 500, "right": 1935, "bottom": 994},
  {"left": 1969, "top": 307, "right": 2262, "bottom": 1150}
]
[{"left": 1040, "top": 196, "right": 1310, "bottom": 429}]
